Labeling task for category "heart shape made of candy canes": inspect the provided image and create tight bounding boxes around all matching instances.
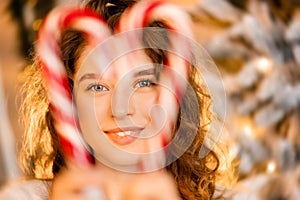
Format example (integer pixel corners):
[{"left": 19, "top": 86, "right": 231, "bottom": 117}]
[{"left": 37, "top": 0, "right": 210, "bottom": 172}]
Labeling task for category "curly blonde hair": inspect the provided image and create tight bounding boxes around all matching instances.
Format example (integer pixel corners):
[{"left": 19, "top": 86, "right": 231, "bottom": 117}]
[{"left": 18, "top": 0, "right": 237, "bottom": 199}]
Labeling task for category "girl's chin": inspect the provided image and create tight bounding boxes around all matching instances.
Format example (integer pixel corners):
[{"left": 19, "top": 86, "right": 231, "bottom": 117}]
[{"left": 94, "top": 154, "right": 142, "bottom": 172}]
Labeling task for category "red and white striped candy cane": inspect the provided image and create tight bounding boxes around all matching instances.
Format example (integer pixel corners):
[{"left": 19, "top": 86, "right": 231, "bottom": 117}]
[
  {"left": 118, "top": 0, "right": 193, "bottom": 119},
  {"left": 37, "top": 7, "right": 111, "bottom": 165},
  {"left": 118, "top": 0, "right": 194, "bottom": 171}
]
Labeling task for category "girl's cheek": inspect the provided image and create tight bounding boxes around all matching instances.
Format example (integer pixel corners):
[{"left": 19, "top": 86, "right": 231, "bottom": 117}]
[
  {"left": 135, "top": 94, "right": 157, "bottom": 119},
  {"left": 94, "top": 96, "right": 111, "bottom": 120}
]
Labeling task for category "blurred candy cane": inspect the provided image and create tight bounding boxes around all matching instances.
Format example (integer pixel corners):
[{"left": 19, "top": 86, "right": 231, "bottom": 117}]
[
  {"left": 119, "top": 0, "right": 193, "bottom": 122},
  {"left": 37, "top": 7, "right": 111, "bottom": 165},
  {"left": 118, "top": 0, "right": 194, "bottom": 171}
]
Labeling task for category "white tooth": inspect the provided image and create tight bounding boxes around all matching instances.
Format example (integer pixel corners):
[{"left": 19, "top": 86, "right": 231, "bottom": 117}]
[
  {"left": 117, "top": 132, "right": 125, "bottom": 137},
  {"left": 125, "top": 131, "right": 132, "bottom": 136},
  {"left": 116, "top": 131, "right": 133, "bottom": 137}
]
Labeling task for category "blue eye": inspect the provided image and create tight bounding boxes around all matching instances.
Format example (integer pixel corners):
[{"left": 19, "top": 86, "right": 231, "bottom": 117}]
[
  {"left": 88, "top": 84, "right": 108, "bottom": 92},
  {"left": 135, "top": 79, "right": 154, "bottom": 88}
]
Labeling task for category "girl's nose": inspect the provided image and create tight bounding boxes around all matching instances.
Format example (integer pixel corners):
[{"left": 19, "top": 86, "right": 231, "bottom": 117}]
[{"left": 111, "top": 83, "right": 135, "bottom": 119}]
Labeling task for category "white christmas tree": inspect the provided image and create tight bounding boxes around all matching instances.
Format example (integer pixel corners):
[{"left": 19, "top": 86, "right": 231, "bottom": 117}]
[{"left": 191, "top": 0, "right": 300, "bottom": 198}]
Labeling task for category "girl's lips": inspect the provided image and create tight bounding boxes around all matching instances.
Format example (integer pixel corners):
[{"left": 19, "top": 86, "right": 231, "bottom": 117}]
[{"left": 104, "top": 127, "right": 143, "bottom": 145}]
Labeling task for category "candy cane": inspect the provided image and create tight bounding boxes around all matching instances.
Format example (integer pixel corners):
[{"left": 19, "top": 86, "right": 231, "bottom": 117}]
[
  {"left": 118, "top": 0, "right": 194, "bottom": 171},
  {"left": 118, "top": 0, "right": 193, "bottom": 119},
  {"left": 37, "top": 7, "right": 111, "bottom": 165}
]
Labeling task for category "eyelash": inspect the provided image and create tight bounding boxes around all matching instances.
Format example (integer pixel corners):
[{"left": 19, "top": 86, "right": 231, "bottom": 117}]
[
  {"left": 87, "top": 83, "right": 108, "bottom": 92},
  {"left": 134, "top": 79, "right": 156, "bottom": 88}
]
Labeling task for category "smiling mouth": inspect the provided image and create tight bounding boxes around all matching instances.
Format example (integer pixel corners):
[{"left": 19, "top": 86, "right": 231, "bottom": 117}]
[{"left": 104, "top": 128, "right": 143, "bottom": 145}]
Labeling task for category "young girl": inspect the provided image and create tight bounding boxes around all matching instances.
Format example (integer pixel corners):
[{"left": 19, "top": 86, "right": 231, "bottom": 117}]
[{"left": 0, "top": 0, "right": 236, "bottom": 199}]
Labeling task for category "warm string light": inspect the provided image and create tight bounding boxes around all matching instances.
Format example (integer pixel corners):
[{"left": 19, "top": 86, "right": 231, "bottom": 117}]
[
  {"left": 239, "top": 117, "right": 257, "bottom": 138},
  {"left": 238, "top": 116, "right": 267, "bottom": 139},
  {"left": 266, "top": 160, "right": 277, "bottom": 174},
  {"left": 243, "top": 125, "right": 253, "bottom": 137},
  {"left": 255, "top": 57, "right": 272, "bottom": 74}
]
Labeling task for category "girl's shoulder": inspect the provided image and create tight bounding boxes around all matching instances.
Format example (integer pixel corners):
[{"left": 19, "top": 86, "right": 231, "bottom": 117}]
[{"left": 0, "top": 178, "right": 50, "bottom": 200}]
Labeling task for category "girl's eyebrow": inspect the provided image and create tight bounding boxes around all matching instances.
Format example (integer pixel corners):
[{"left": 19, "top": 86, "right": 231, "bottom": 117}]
[
  {"left": 78, "top": 68, "right": 155, "bottom": 83},
  {"left": 133, "top": 68, "right": 155, "bottom": 77}
]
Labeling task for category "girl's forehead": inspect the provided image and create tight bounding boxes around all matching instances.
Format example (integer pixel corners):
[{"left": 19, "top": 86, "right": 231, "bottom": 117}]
[{"left": 75, "top": 49, "right": 154, "bottom": 79}]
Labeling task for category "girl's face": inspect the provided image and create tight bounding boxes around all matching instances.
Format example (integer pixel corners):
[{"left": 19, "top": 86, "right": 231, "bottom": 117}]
[{"left": 73, "top": 47, "right": 178, "bottom": 171}]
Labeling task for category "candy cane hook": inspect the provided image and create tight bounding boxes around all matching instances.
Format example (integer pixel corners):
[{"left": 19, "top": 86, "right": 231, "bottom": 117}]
[{"left": 37, "top": 7, "right": 111, "bottom": 165}]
